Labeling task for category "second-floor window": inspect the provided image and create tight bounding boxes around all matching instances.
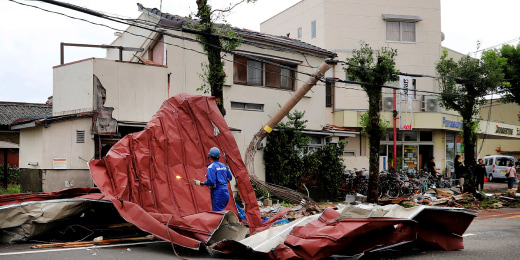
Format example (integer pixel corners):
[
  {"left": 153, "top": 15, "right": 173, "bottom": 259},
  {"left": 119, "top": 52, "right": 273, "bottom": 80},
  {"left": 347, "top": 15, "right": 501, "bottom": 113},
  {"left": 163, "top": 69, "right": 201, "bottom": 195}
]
[
  {"left": 382, "top": 14, "right": 421, "bottom": 43},
  {"left": 234, "top": 55, "right": 296, "bottom": 90},
  {"left": 386, "top": 21, "right": 416, "bottom": 42}
]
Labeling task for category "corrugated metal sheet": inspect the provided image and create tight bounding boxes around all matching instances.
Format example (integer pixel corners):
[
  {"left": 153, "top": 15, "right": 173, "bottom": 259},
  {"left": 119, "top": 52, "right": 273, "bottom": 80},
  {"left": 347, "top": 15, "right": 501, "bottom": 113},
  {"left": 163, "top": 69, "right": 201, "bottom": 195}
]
[{"left": 88, "top": 94, "right": 263, "bottom": 249}]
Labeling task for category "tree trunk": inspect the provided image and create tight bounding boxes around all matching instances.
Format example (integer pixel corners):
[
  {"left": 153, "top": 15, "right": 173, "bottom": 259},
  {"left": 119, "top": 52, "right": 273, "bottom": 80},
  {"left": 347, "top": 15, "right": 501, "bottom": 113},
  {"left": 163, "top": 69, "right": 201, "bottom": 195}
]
[
  {"left": 462, "top": 101, "right": 476, "bottom": 194},
  {"left": 366, "top": 88, "right": 382, "bottom": 203}
]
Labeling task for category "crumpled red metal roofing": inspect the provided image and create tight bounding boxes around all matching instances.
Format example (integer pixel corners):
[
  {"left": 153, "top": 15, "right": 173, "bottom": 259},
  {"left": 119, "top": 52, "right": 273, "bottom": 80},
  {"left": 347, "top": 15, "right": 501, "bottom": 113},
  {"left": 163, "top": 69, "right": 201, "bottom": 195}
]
[
  {"left": 88, "top": 94, "right": 263, "bottom": 249},
  {"left": 211, "top": 206, "right": 477, "bottom": 259}
]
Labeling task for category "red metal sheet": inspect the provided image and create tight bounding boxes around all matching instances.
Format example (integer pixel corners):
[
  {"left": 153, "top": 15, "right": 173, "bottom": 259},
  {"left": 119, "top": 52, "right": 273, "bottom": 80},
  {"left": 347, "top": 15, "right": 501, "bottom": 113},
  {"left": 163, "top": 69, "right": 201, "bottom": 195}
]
[{"left": 88, "top": 94, "right": 263, "bottom": 249}]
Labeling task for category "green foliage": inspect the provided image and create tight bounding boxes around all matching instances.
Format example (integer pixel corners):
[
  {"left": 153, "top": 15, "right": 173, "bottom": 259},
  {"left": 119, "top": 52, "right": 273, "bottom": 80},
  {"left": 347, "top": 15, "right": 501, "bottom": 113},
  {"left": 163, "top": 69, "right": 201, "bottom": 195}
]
[
  {"left": 263, "top": 110, "right": 346, "bottom": 200},
  {"left": 264, "top": 110, "right": 310, "bottom": 189},
  {"left": 495, "top": 44, "right": 520, "bottom": 105},
  {"left": 359, "top": 111, "right": 390, "bottom": 136},
  {"left": 193, "top": 0, "right": 250, "bottom": 116},
  {"left": 279, "top": 201, "right": 293, "bottom": 207},
  {"left": 0, "top": 184, "right": 20, "bottom": 195},
  {"left": 0, "top": 165, "right": 19, "bottom": 185},
  {"left": 254, "top": 187, "right": 270, "bottom": 199},
  {"left": 436, "top": 49, "right": 505, "bottom": 170}
]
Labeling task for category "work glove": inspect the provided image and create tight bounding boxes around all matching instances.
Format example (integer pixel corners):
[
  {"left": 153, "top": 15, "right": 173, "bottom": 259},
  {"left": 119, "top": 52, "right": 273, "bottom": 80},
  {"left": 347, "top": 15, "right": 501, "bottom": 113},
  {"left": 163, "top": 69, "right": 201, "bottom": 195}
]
[{"left": 193, "top": 180, "right": 201, "bottom": 186}]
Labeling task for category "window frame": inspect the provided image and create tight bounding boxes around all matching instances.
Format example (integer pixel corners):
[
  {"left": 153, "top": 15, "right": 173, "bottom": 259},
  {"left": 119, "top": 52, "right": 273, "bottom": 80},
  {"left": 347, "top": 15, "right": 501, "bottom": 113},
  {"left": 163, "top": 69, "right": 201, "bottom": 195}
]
[
  {"left": 386, "top": 21, "right": 416, "bottom": 43},
  {"left": 233, "top": 54, "right": 297, "bottom": 91},
  {"left": 311, "top": 20, "right": 316, "bottom": 39}
]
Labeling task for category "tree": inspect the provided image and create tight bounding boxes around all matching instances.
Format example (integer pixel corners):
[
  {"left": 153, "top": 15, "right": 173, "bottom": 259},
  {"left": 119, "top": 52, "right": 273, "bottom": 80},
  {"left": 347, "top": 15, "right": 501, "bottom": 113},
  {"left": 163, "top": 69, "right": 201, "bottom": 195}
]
[
  {"left": 263, "top": 110, "right": 310, "bottom": 189},
  {"left": 344, "top": 42, "right": 399, "bottom": 203},
  {"left": 496, "top": 44, "right": 520, "bottom": 105},
  {"left": 194, "top": 0, "right": 256, "bottom": 116},
  {"left": 263, "top": 110, "right": 346, "bottom": 200},
  {"left": 436, "top": 50, "right": 505, "bottom": 193}
]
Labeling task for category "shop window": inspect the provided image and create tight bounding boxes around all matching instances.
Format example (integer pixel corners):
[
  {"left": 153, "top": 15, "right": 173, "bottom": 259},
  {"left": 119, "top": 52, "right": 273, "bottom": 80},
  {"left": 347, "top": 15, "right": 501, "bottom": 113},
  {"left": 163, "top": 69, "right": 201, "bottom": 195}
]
[
  {"left": 420, "top": 131, "right": 432, "bottom": 141},
  {"left": 389, "top": 130, "right": 402, "bottom": 141},
  {"left": 403, "top": 131, "right": 417, "bottom": 141}
]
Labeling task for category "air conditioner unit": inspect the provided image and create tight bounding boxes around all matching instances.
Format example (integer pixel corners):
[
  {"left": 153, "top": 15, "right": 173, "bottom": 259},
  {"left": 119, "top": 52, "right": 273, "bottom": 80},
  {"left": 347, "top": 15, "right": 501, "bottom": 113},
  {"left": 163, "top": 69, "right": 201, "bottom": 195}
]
[
  {"left": 422, "top": 96, "right": 439, "bottom": 112},
  {"left": 381, "top": 96, "right": 394, "bottom": 111}
]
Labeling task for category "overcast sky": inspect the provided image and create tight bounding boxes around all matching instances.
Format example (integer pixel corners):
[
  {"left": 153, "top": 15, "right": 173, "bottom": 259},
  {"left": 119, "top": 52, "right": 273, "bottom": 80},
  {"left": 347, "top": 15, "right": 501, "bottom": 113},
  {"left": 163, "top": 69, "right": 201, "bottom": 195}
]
[{"left": 1, "top": 0, "right": 519, "bottom": 103}]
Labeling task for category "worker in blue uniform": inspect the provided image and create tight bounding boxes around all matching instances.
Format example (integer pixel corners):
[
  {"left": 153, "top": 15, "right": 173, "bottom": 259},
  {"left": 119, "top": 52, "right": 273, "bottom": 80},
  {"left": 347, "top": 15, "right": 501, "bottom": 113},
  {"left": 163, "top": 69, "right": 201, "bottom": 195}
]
[{"left": 193, "top": 147, "right": 233, "bottom": 211}]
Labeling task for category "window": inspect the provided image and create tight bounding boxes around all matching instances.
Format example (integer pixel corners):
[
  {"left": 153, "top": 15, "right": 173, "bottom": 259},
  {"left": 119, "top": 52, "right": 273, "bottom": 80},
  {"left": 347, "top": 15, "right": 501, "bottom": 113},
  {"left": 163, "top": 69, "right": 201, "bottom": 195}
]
[
  {"left": 382, "top": 14, "right": 421, "bottom": 43},
  {"left": 343, "top": 151, "right": 355, "bottom": 156},
  {"left": 386, "top": 21, "right": 416, "bottom": 42},
  {"left": 297, "top": 27, "right": 302, "bottom": 39},
  {"left": 231, "top": 101, "right": 264, "bottom": 111},
  {"left": 234, "top": 55, "right": 296, "bottom": 90},
  {"left": 311, "top": 20, "right": 316, "bottom": 39},
  {"left": 403, "top": 131, "right": 417, "bottom": 141},
  {"left": 149, "top": 34, "right": 165, "bottom": 65},
  {"left": 325, "top": 81, "right": 333, "bottom": 107},
  {"left": 247, "top": 60, "right": 263, "bottom": 86},
  {"left": 419, "top": 131, "right": 432, "bottom": 142}
]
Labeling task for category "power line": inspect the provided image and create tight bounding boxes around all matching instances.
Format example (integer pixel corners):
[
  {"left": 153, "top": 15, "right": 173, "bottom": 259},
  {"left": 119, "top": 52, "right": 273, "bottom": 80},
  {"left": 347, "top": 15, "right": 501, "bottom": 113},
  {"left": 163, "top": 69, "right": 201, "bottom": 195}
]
[{"left": 11, "top": 0, "right": 505, "bottom": 100}]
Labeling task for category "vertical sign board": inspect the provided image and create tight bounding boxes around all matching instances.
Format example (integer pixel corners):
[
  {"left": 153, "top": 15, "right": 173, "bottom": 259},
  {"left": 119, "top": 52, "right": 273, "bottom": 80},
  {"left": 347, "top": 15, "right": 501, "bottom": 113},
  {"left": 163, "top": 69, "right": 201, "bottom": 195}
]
[
  {"left": 399, "top": 76, "right": 413, "bottom": 130},
  {"left": 53, "top": 158, "right": 68, "bottom": 169}
]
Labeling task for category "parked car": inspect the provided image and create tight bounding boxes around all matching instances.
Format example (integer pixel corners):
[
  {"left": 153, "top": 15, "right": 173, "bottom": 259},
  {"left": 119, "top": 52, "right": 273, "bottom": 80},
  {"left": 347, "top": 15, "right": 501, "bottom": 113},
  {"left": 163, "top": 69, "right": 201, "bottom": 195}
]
[{"left": 483, "top": 155, "right": 515, "bottom": 182}]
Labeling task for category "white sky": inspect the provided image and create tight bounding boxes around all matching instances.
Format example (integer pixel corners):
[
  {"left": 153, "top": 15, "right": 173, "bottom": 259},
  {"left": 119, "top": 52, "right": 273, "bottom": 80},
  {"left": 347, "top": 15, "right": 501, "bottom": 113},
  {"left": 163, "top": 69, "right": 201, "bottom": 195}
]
[{"left": 1, "top": 0, "right": 519, "bottom": 103}]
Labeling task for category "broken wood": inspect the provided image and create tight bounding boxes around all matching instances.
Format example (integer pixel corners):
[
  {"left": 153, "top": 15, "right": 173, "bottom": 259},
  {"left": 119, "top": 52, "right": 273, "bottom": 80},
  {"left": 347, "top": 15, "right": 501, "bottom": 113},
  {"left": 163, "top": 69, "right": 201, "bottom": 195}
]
[{"left": 30, "top": 235, "right": 156, "bottom": 249}]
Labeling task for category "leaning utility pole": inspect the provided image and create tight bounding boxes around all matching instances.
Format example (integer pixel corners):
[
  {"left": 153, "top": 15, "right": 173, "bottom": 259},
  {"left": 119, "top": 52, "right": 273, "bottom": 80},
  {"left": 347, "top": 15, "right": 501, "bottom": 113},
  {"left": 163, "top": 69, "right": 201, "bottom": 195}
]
[{"left": 244, "top": 61, "right": 333, "bottom": 206}]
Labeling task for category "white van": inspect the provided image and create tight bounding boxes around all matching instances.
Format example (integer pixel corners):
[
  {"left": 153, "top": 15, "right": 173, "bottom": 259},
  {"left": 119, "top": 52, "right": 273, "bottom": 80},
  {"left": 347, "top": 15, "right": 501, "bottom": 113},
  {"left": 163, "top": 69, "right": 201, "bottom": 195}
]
[{"left": 483, "top": 155, "right": 515, "bottom": 182}]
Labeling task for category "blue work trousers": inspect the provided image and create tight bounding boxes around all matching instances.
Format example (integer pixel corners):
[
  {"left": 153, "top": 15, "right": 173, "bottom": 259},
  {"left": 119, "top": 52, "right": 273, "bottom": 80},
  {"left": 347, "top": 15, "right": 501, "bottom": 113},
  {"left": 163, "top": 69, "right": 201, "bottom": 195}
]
[{"left": 210, "top": 187, "right": 230, "bottom": 211}]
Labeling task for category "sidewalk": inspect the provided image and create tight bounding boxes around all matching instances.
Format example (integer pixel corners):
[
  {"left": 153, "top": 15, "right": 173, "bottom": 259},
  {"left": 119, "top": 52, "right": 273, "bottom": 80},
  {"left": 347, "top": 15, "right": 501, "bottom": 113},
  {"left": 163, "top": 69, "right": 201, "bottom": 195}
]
[{"left": 482, "top": 181, "right": 509, "bottom": 194}]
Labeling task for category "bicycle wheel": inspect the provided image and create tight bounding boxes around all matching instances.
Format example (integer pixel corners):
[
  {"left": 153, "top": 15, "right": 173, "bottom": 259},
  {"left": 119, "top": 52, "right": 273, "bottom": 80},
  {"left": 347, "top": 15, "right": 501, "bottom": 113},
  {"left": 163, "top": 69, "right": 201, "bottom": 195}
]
[
  {"left": 388, "top": 181, "right": 401, "bottom": 197},
  {"left": 358, "top": 180, "right": 368, "bottom": 195}
]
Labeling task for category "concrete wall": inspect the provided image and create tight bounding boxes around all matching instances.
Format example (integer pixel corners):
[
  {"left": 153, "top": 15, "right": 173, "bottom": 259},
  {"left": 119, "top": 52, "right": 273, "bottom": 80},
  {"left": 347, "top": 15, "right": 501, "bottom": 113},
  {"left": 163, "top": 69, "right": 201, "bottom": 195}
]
[
  {"left": 19, "top": 118, "right": 95, "bottom": 192},
  {"left": 53, "top": 59, "right": 168, "bottom": 123},
  {"left": 42, "top": 169, "right": 93, "bottom": 192}
]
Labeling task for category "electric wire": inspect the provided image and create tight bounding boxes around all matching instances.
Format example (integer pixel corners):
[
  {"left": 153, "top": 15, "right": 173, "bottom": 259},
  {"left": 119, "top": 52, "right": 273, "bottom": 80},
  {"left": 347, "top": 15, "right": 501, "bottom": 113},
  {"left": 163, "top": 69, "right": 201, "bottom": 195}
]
[{"left": 11, "top": 0, "right": 509, "bottom": 100}]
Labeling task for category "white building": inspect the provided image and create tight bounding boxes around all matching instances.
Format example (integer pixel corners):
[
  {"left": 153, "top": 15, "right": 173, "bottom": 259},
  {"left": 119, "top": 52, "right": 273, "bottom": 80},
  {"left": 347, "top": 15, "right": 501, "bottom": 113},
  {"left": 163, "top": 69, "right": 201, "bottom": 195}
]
[
  {"left": 13, "top": 4, "right": 357, "bottom": 192},
  {"left": 261, "top": 0, "right": 520, "bottom": 173}
]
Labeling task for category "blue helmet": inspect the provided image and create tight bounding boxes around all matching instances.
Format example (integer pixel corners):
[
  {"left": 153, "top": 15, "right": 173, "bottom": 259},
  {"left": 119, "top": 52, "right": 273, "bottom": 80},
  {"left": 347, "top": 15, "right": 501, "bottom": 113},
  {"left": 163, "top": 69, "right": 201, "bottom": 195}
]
[{"left": 208, "top": 147, "right": 220, "bottom": 158}]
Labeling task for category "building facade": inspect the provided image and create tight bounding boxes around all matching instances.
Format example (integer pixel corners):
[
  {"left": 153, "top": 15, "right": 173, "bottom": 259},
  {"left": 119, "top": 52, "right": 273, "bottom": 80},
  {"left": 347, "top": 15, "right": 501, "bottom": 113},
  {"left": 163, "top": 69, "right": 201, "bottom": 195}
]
[
  {"left": 14, "top": 5, "right": 357, "bottom": 192},
  {"left": 261, "top": 0, "right": 520, "bottom": 173}
]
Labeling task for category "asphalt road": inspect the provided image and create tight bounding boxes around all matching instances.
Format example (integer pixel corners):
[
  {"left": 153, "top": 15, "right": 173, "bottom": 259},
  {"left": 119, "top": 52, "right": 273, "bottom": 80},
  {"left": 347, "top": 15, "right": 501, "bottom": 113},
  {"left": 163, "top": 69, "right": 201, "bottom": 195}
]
[
  {"left": 1, "top": 181, "right": 517, "bottom": 260},
  {"left": 2, "top": 207, "right": 519, "bottom": 260}
]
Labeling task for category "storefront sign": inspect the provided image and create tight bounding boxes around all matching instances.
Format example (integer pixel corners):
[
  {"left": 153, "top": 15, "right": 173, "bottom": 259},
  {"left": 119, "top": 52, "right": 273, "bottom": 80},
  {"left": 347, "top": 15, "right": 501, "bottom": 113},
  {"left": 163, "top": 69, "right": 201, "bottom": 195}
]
[
  {"left": 399, "top": 76, "right": 414, "bottom": 103},
  {"left": 53, "top": 158, "right": 67, "bottom": 169},
  {"left": 495, "top": 125, "right": 513, "bottom": 135},
  {"left": 442, "top": 117, "right": 462, "bottom": 129},
  {"left": 399, "top": 76, "right": 413, "bottom": 130}
]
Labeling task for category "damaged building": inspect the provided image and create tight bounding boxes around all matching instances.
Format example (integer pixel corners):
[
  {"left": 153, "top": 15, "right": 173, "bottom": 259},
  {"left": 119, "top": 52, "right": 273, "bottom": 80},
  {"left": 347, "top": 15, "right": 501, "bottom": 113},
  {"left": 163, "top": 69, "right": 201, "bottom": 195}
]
[{"left": 11, "top": 4, "right": 359, "bottom": 192}]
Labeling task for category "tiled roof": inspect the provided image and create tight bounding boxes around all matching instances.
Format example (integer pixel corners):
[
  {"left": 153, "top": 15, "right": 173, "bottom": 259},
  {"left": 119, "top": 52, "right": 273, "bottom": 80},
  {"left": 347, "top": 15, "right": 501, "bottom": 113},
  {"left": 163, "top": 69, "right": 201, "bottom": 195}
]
[
  {"left": 137, "top": 4, "right": 336, "bottom": 58},
  {"left": 0, "top": 102, "right": 52, "bottom": 125}
]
